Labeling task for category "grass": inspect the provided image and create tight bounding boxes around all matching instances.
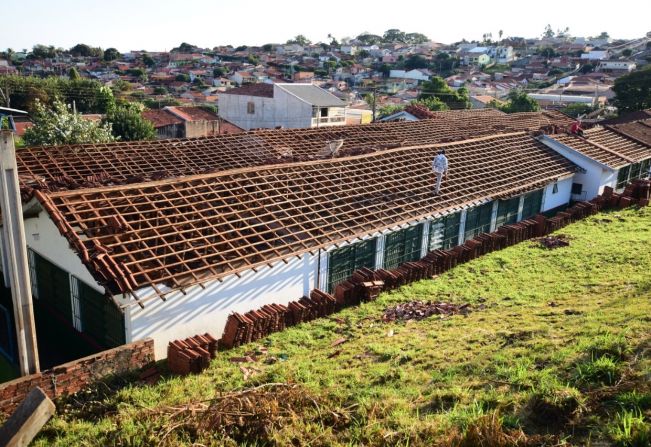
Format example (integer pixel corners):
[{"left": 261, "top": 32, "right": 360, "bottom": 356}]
[{"left": 31, "top": 206, "right": 651, "bottom": 446}]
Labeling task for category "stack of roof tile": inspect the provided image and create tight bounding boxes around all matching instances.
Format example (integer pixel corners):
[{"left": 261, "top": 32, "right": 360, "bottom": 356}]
[{"left": 167, "top": 333, "right": 218, "bottom": 375}]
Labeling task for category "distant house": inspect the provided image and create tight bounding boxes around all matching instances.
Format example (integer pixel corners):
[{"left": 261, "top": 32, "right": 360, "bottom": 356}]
[
  {"left": 470, "top": 95, "right": 502, "bottom": 109},
  {"left": 218, "top": 83, "right": 347, "bottom": 130},
  {"left": 143, "top": 106, "right": 239, "bottom": 139},
  {"left": 581, "top": 51, "right": 609, "bottom": 61},
  {"left": 230, "top": 71, "right": 257, "bottom": 85},
  {"left": 389, "top": 69, "right": 432, "bottom": 82},
  {"left": 597, "top": 60, "right": 636, "bottom": 74},
  {"left": 293, "top": 71, "right": 315, "bottom": 83}
]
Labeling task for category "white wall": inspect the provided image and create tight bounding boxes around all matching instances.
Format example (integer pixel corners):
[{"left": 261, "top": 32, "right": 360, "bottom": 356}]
[
  {"left": 539, "top": 136, "right": 615, "bottom": 201},
  {"left": 542, "top": 177, "right": 573, "bottom": 211},
  {"left": 218, "top": 94, "right": 277, "bottom": 130},
  {"left": 128, "top": 253, "right": 317, "bottom": 359},
  {"left": 23, "top": 208, "right": 103, "bottom": 293},
  {"left": 272, "top": 86, "right": 313, "bottom": 129}
]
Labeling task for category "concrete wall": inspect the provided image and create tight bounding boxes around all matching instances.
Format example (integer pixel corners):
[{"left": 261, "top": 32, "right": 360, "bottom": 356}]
[
  {"left": 272, "top": 86, "right": 313, "bottom": 129},
  {"left": 128, "top": 253, "right": 317, "bottom": 359},
  {"left": 184, "top": 120, "right": 219, "bottom": 138}
]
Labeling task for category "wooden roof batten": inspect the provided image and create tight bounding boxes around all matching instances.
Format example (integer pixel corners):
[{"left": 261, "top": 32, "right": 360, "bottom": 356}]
[{"left": 34, "top": 132, "right": 577, "bottom": 307}]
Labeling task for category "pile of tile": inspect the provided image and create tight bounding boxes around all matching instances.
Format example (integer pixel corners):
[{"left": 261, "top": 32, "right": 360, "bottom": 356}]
[
  {"left": 220, "top": 289, "right": 338, "bottom": 349},
  {"left": 167, "top": 333, "right": 218, "bottom": 375},
  {"left": 383, "top": 300, "right": 472, "bottom": 322}
]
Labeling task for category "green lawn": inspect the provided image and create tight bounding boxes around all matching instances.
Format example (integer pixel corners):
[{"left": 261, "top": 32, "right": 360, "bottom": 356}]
[{"left": 33, "top": 207, "right": 651, "bottom": 446}]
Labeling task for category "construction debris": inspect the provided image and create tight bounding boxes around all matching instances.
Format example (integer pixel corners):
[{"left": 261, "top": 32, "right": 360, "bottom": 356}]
[
  {"left": 382, "top": 301, "right": 472, "bottom": 322},
  {"left": 0, "top": 387, "right": 55, "bottom": 447},
  {"left": 167, "top": 333, "right": 218, "bottom": 375},
  {"left": 537, "top": 235, "right": 571, "bottom": 249}
]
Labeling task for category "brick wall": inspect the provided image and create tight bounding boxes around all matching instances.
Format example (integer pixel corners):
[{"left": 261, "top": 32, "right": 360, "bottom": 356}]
[{"left": 0, "top": 338, "right": 154, "bottom": 417}]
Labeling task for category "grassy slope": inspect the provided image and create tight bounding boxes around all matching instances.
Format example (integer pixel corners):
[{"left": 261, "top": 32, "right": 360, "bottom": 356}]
[{"left": 35, "top": 207, "right": 651, "bottom": 446}]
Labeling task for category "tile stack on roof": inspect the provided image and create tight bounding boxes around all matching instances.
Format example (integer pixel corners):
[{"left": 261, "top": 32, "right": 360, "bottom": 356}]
[
  {"left": 16, "top": 110, "right": 575, "bottom": 196},
  {"left": 549, "top": 126, "right": 651, "bottom": 168},
  {"left": 34, "top": 132, "right": 576, "bottom": 302},
  {"left": 404, "top": 103, "right": 438, "bottom": 119}
]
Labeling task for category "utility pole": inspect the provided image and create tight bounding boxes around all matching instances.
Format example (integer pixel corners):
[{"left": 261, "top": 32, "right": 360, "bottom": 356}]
[
  {"left": 0, "top": 130, "right": 40, "bottom": 375},
  {"left": 371, "top": 86, "right": 378, "bottom": 122}
]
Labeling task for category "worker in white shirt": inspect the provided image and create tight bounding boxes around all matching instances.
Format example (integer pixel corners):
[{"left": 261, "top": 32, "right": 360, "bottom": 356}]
[{"left": 432, "top": 149, "right": 449, "bottom": 195}]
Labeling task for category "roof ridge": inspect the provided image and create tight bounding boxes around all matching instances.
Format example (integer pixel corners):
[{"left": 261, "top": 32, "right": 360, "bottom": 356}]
[{"left": 44, "top": 131, "right": 529, "bottom": 198}]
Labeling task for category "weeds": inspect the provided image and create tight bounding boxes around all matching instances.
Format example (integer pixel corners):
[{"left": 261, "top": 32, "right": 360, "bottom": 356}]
[
  {"left": 609, "top": 410, "right": 651, "bottom": 447},
  {"left": 575, "top": 356, "right": 622, "bottom": 386}
]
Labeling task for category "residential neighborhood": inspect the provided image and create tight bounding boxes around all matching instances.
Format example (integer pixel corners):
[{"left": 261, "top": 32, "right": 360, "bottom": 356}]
[{"left": 1, "top": 8, "right": 651, "bottom": 446}]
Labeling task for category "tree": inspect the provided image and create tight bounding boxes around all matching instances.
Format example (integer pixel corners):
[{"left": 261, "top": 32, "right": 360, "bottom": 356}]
[
  {"left": 175, "top": 73, "right": 190, "bottom": 82},
  {"left": 538, "top": 47, "right": 557, "bottom": 58},
  {"left": 580, "top": 63, "right": 595, "bottom": 74},
  {"left": 31, "top": 44, "right": 57, "bottom": 59},
  {"left": 213, "top": 67, "right": 227, "bottom": 77},
  {"left": 498, "top": 89, "right": 540, "bottom": 113},
  {"left": 418, "top": 76, "right": 470, "bottom": 109},
  {"left": 262, "top": 44, "right": 273, "bottom": 52},
  {"left": 597, "top": 31, "right": 610, "bottom": 39},
  {"left": 377, "top": 104, "right": 404, "bottom": 118},
  {"left": 561, "top": 103, "right": 594, "bottom": 118},
  {"left": 172, "top": 42, "right": 196, "bottom": 53},
  {"left": 612, "top": 66, "right": 651, "bottom": 113},
  {"left": 412, "top": 97, "right": 448, "bottom": 111},
  {"left": 356, "top": 33, "right": 383, "bottom": 45},
  {"left": 383, "top": 29, "right": 407, "bottom": 43},
  {"left": 69, "top": 43, "right": 102, "bottom": 58},
  {"left": 404, "top": 54, "right": 428, "bottom": 70},
  {"left": 142, "top": 53, "right": 155, "bottom": 67},
  {"left": 68, "top": 67, "right": 81, "bottom": 80},
  {"left": 498, "top": 30, "right": 504, "bottom": 41},
  {"left": 23, "top": 99, "right": 114, "bottom": 146},
  {"left": 543, "top": 24, "right": 554, "bottom": 38},
  {"left": 622, "top": 49, "right": 633, "bottom": 58},
  {"left": 103, "top": 102, "right": 155, "bottom": 141},
  {"left": 104, "top": 47, "right": 120, "bottom": 61},
  {"left": 287, "top": 35, "right": 311, "bottom": 46}
]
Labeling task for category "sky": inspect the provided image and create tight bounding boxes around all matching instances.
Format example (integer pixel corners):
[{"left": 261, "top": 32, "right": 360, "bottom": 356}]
[{"left": 2, "top": 0, "right": 649, "bottom": 52}]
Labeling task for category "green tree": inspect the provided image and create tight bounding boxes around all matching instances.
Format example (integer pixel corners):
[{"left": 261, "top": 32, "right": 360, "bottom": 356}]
[
  {"left": 175, "top": 73, "right": 190, "bottom": 82},
  {"left": 418, "top": 76, "right": 470, "bottom": 109},
  {"left": 142, "top": 53, "right": 156, "bottom": 67},
  {"left": 561, "top": 103, "right": 594, "bottom": 118},
  {"left": 103, "top": 102, "right": 155, "bottom": 141},
  {"left": 580, "top": 63, "right": 595, "bottom": 74},
  {"left": 404, "top": 55, "right": 428, "bottom": 70},
  {"left": 543, "top": 24, "right": 554, "bottom": 38},
  {"left": 104, "top": 47, "right": 120, "bottom": 61},
  {"left": 377, "top": 104, "right": 405, "bottom": 118},
  {"left": 213, "top": 66, "right": 227, "bottom": 77},
  {"left": 622, "top": 49, "right": 633, "bottom": 58},
  {"left": 31, "top": 44, "right": 57, "bottom": 59},
  {"left": 68, "top": 67, "right": 81, "bottom": 80},
  {"left": 383, "top": 29, "right": 407, "bottom": 43},
  {"left": 412, "top": 97, "right": 448, "bottom": 111},
  {"left": 498, "top": 89, "right": 540, "bottom": 113},
  {"left": 612, "top": 66, "right": 651, "bottom": 113},
  {"left": 70, "top": 43, "right": 102, "bottom": 58},
  {"left": 23, "top": 99, "right": 114, "bottom": 146},
  {"left": 172, "top": 42, "right": 196, "bottom": 53},
  {"left": 405, "top": 33, "right": 429, "bottom": 44},
  {"left": 287, "top": 35, "right": 311, "bottom": 46},
  {"left": 262, "top": 44, "right": 273, "bottom": 52},
  {"left": 356, "top": 33, "right": 383, "bottom": 45}
]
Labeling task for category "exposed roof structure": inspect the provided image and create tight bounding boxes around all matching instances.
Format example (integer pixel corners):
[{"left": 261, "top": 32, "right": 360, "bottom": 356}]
[
  {"left": 549, "top": 126, "right": 651, "bottom": 168},
  {"left": 34, "top": 132, "right": 576, "bottom": 304},
  {"left": 276, "top": 84, "right": 345, "bottom": 107},
  {"left": 142, "top": 109, "right": 183, "bottom": 128},
  {"left": 606, "top": 119, "right": 651, "bottom": 147},
  {"left": 16, "top": 110, "right": 575, "bottom": 195}
]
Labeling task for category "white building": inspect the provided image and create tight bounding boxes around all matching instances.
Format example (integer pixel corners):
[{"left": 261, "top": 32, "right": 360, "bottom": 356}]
[
  {"left": 218, "top": 83, "right": 347, "bottom": 130},
  {"left": 580, "top": 50, "right": 609, "bottom": 61},
  {"left": 388, "top": 69, "right": 432, "bottom": 82},
  {"left": 597, "top": 60, "right": 636, "bottom": 73}
]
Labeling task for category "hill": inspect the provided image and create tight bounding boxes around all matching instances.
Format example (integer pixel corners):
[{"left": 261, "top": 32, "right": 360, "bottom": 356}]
[{"left": 34, "top": 207, "right": 651, "bottom": 446}]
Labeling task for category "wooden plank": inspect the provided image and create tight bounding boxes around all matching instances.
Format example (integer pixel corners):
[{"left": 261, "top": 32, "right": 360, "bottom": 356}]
[{"left": 0, "top": 387, "right": 56, "bottom": 447}]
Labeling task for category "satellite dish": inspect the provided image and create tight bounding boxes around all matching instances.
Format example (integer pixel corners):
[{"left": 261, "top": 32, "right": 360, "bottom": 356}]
[{"left": 317, "top": 139, "right": 345, "bottom": 158}]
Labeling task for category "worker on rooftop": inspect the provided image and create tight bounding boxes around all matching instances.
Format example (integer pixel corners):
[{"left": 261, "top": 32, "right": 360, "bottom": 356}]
[
  {"left": 432, "top": 149, "right": 448, "bottom": 196},
  {"left": 570, "top": 120, "right": 584, "bottom": 137}
]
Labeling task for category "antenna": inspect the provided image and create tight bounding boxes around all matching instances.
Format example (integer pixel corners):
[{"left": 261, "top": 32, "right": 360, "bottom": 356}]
[{"left": 327, "top": 139, "right": 344, "bottom": 156}]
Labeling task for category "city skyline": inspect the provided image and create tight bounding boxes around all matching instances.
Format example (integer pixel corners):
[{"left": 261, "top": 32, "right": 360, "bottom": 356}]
[{"left": 2, "top": 0, "right": 649, "bottom": 52}]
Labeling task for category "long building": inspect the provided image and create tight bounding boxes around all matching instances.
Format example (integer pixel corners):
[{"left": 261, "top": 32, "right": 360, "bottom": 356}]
[{"left": 1, "top": 111, "right": 649, "bottom": 362}]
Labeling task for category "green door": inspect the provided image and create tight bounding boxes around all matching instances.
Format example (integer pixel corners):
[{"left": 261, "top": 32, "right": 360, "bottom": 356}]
[
  {"left": 463, "top": 202, "right": 493, "bottom": 241},
  {"left": 77, "top": 278, "right": 126, "bottom": 348},
  {"left": 383, "top": 224, "right": 424, "bottom": 270},
  {"left": 327, "top": 238, "right": 377, "bottom": 292}
]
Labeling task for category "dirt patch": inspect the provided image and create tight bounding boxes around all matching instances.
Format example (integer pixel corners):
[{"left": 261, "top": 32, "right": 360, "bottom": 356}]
[
  {"left": 535, "top": 234, "right": 571, "bottom": 250},
  {"left": 383, "top": 301, "right": 472, "bottom": 322}
]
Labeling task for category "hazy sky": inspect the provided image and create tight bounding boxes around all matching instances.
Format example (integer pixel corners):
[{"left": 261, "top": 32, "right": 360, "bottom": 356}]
[{"left": 2, "top": 0, "right": 649, "bottom": 52}]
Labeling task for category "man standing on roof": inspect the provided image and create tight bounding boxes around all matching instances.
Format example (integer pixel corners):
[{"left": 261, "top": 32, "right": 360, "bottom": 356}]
[{"left": 432, "top": 149, "right": 448, "bottom": 196}]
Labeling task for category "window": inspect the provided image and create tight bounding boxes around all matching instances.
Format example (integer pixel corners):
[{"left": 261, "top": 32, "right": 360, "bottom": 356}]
[
  {"left": 32, "top": 251, "right": 72, "bottom": 323},
  {"left": 246, "top": 101, "right": 255, "bottom": 114},
  {"left": 327, "top": 238, "right": 377, "bottom": 292},
  {"left": 69, "top": 276, "right": 83, "bottom": 332},
  {"left": 616, "top": 165, "right": 631, "bottom": 189},
  {"left": 521, "top": 189, "right": 544, "bottom": 219},
  {"left": 640, "top": 159, "right": 651, "bottom": 179},
  {"left": 629, "top": 163, "right": 642, "bottom": 181},
  {"left": 76, "top": 277, "right": 126, "bottom": 348},
  {"left": 552, "top": 183, "right": 559, "bottom": 194},
  {"left": 27, "top": 249, "right": 38, "bottom": 299},
  {"left": 571, "top": 183, "right": 583, "bottom": 195},
  {"left": 320, "top": 107, "right": 328, "bottom": 117},
  {"left": 429, "top": 212, "right": 461, "bottom": 250},
  {"left": 383, "top": 224, "right": 424, "bottom": 270},
  {"left": 495, "top": 196, "right": 520, "bottom": 228},
  {"left": 463, "top": 202, "right": 493, "bottom": 241}
]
